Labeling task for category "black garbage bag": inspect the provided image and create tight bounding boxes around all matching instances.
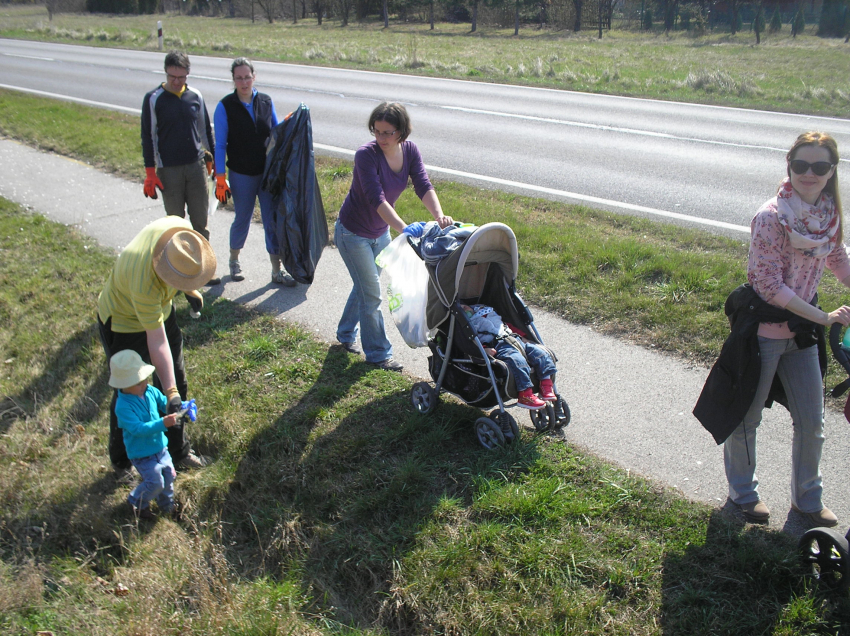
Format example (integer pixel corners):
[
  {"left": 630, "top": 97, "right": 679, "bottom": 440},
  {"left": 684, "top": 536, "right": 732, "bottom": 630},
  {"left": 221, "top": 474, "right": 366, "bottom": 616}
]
[{"left": 262, "top": 103, "right": 328, "bottom": 284}]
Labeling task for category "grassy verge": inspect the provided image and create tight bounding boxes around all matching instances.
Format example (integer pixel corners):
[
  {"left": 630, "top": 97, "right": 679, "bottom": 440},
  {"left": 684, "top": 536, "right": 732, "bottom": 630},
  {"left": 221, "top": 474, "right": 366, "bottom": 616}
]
[
  {"left": 5, "top": 85, "right": 850, "bottom": 404},
  {"left": 1, "top": 196, "right": 849, "bottom": 634},
  {"left": 0, "top": 6, "right": 849, "bottom": 117}
]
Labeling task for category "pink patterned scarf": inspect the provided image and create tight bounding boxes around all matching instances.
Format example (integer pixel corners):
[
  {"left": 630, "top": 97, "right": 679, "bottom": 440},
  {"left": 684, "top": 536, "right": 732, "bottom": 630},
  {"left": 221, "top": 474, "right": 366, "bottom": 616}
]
[{"left": 775, "top": 178, "right": 838, "bottom": 258}]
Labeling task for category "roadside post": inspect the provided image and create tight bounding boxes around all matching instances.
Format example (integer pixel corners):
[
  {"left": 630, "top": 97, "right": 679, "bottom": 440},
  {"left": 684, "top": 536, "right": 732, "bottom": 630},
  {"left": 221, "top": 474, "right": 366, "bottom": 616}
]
[{"left": 157, "top": 21, "right": 163, "bottom": 50}]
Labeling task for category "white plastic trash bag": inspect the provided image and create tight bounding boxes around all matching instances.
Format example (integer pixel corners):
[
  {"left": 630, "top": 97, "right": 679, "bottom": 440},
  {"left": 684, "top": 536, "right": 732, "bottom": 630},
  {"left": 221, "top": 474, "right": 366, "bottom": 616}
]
[
  {"left": 376, "top": 234, "right": 429, "bottom": 348},
  {"left": 207, "top": 173, "right": 218, "bottom": 218}
]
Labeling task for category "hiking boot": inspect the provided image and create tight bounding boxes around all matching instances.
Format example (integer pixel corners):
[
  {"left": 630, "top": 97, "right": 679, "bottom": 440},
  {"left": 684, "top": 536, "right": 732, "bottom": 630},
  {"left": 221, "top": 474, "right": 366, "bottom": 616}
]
[
  {"left": 374, "top": 358, "right": 403, "bottom": 372},
  {"left": 176, "top": 451, "right": 207, "bottom": 470},
  {"left": 517, "top": 388, "right": 546, "bottom": 410},
  {"left": 271, "top": 270, "right": 296, "bottom": 287},
  {"left": 539, "top": 378, "right": 556, "bottom": 401},
  {"left": 229, "top": 260, "right": 245, "bottom": 282},
  {"left": 737, "top": 500, "right": 770, "bottom": 523},
  {"left": 792, "top": 504, "right": 838, "bottom": 527},
  {"left": 129, "top": 503, "right": 155, "bottom": 521},
  {"left": 165, "top": 502, "right": 182, "bottom": 521},
  {"left": 340, "top": 341, "right": 362, "bottom": 355}
]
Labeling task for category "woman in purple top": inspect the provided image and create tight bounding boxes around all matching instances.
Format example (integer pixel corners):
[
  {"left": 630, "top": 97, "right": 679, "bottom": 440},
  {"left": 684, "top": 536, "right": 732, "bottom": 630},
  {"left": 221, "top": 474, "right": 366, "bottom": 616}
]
[
  {"left": 727, "top": 131, "right": 850, "bottom": 527},
  {"left": 335, "top": 102, "right": 454, "bottom": 371}
]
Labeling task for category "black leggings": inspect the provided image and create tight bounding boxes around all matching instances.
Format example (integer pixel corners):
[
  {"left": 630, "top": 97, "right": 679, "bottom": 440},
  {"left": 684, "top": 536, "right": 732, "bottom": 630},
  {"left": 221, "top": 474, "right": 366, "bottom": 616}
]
[{"left": 97, "top": 307, "right": 190, "bottom": 469}]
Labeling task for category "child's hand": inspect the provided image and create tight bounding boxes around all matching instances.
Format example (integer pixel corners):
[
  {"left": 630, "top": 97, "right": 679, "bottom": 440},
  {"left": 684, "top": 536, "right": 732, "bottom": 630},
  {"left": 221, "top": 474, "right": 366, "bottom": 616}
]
[
  {"left": 485, "top": 347, "right": 497, "bottom": 356},
  {"left": 163, "top": 413, "right": 178, "bottom": 428}
]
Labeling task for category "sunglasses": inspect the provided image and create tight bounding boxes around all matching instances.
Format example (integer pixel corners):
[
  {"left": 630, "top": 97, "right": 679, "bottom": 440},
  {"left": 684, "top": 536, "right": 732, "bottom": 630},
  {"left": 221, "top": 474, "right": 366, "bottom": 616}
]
[{"left": 789, "top": 159, "right": 835, "bottom": 176}]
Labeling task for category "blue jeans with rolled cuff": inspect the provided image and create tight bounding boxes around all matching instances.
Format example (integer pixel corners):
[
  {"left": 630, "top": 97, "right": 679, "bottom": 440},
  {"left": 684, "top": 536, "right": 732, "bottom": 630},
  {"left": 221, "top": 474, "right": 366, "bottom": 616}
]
[
  {"left": 494, "top": 340, "right": 556, "bottom": 392},
  {"left": 228, "top": 170, "right": 279, "bottom": 255},
  {"left": 334, "top": 220, "right": 392, "bottom": 363}
]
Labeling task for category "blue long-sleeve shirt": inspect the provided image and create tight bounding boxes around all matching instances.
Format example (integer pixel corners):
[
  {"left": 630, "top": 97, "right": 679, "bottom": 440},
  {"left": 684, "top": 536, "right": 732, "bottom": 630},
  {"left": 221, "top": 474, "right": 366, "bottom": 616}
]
[
  {"left": 115, "top": 384, "right": 169, "bottom": 460},
  {"left": 213, "top": 88, "right": 279, "bottom": 174}
]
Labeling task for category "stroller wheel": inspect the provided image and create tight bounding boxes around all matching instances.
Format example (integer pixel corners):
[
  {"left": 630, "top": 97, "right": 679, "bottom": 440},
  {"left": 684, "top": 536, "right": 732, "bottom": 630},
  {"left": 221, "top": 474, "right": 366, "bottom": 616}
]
[
  {"left": 490, "top": 409, "right": 519, "bottom": 443},
  {"left": 475, "top": 417, "right": 506, "bottom": 450},
  {"left": 552, "top": 397, "right": 571, "bottom": 428},
  {"left": 528, "top": 406, "right": 554, "bottom": 432},
  {"left": 798, "top": 527, "right": 850, "bottom": 592},
  {"left": 411, "top": 382, "right": 438, "bottom": 415}
]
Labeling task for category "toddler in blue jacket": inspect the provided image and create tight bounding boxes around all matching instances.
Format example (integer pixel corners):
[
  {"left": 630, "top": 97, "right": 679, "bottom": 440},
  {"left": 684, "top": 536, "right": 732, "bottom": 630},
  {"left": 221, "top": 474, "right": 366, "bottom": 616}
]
[{"left": 109, "top": 350, "right": 179, "bottom": 520}]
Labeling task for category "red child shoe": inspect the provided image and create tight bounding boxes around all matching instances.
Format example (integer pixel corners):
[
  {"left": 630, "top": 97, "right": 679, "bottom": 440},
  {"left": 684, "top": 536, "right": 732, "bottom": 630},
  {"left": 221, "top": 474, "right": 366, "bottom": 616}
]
[
  {"left": 517, "top": 388, "right": 546, "bottom": 410},
  {"left": 539, "top": 378, "right": 556, "bottom": 402}
]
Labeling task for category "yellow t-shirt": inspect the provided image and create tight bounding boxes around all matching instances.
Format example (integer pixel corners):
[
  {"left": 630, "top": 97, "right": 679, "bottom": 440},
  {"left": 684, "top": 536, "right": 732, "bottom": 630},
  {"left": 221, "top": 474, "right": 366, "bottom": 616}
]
[{"left": 97, "top": 217, "right": 191, "bottom": 332}]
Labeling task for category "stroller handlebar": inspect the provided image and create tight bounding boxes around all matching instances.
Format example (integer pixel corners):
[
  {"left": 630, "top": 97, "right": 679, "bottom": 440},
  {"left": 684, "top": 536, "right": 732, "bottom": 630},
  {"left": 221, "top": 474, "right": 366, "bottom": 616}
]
[{"left": 828, "top": 323, "right": 850, "bottom": 397}]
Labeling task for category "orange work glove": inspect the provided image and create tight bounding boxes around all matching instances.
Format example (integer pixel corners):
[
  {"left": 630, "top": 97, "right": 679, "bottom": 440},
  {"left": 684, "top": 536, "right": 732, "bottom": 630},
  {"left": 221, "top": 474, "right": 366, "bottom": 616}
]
[
  {"left": 143, "top": 167, "right": 164, "bottom": 199},
  {"left": 215, "top": 174, "right": 231, "bottom": 204}
]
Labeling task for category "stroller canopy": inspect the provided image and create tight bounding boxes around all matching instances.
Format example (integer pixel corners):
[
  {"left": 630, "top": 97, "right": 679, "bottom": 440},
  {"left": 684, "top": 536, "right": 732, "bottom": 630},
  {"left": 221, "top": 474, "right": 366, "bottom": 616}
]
[{"left": 426, "top": 222, "right": 519, "bottom": 330}]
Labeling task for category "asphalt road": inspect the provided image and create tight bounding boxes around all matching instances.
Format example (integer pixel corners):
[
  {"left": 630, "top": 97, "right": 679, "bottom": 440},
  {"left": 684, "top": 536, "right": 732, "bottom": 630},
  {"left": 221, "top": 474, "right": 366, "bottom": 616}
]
[
  {"left": 2, "top": 137, "right": 848, "bottom": 538},
  {"left": 2, "top": 38, "right": 850, "bottom": 235}
]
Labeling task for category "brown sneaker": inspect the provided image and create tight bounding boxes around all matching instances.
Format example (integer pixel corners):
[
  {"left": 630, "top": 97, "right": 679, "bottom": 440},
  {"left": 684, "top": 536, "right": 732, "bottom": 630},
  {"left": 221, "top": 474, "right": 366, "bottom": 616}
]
[
  {"left": 737, "top": 500, "right": 770, "bottom": 523},
  {"left": 792, "top": 504, "right": 838, "bottom": 527}
]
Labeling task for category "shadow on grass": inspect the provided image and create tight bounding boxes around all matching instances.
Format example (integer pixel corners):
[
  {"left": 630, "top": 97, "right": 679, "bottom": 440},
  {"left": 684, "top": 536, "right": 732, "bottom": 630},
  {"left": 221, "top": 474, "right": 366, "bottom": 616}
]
[
  {"left": 660, "top": 509, "right": 850, "bottom": 634},
  {"left": 214, "top": 344, "right": 539, "bottom": 630},
  {"left": 0, "top": 323, "right": 111, "bottom": 437}
]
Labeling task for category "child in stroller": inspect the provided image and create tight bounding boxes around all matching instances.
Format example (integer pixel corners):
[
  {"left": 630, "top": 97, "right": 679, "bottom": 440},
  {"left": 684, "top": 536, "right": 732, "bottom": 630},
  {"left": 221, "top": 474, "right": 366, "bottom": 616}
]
[
  {"left": 408, "top": 221, "right": 570, "bottom": 449},
  {"left": 461, "top": 304, "right": 557, "bottom": 410}
]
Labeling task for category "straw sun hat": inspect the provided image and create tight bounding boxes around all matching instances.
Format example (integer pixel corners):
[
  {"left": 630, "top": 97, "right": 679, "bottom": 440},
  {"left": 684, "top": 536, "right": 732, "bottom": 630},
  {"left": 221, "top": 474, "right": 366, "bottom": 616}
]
[
  {"left": 151, "top": 226, "right": 217, "bottom": 292},
  {"left": 109, "top": 350, "right": 156, "bottom": 390}
]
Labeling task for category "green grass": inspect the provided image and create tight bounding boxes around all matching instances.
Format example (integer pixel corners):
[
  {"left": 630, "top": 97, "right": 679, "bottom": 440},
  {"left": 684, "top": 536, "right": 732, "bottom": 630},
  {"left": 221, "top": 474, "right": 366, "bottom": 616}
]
[
  {"left": 1, "top": 5, "right": 849, "bottom": 116},
  {"left": 6, "top": 84, "right": 850, "bottom": 408},
  {"left": 1, "top": 196, "right": 849, "bottom": 634}
]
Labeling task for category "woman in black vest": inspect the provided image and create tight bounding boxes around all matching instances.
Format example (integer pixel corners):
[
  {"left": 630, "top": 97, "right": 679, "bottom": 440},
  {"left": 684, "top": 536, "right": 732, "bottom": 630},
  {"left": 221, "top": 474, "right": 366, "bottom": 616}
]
[{"left": 213, "top": 58, "right": 294, "bottom": 286}]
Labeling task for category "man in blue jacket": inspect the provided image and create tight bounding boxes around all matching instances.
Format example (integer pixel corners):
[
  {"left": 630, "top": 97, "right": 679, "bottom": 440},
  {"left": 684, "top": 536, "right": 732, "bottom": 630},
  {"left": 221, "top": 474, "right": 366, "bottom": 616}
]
[{"left": 141, "top": 50, "right": 219, "bottom": 286}]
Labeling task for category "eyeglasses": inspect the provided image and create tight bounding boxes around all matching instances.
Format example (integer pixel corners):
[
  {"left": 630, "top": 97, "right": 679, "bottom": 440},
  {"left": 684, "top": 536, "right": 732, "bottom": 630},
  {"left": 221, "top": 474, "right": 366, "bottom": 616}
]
[
  {"left": 233, "top": 75, "right": 254, "bottom": 82},
  {"left": 789, "top": 160, "right": 835, "bottom": 176},
  {"left": 373, "top": 129, "right": 398, "bottom": 139},
  {"left": 166, "top": 73, "right": 188, "bottom": 82}
]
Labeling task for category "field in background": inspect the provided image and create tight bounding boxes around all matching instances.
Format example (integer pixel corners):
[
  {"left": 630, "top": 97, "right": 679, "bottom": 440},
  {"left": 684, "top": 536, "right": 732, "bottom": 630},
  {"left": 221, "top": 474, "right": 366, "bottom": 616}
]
[{"left": 1, "top": 5, "right": 849, "bottom": 116}]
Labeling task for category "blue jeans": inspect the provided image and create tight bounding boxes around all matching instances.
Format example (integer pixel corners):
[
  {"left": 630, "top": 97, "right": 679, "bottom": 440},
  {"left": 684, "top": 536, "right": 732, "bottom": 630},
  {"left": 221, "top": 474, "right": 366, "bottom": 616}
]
[
  {"left": 335, "top": 219, "right": 392, "bottom": 363},
  {"left": 724, "top": 337, "right": 825, "bottom": 511},
  {"left": 128, "top": 448, "right": 176, "bottom": 513},
  {"left": 228, "top": 170, "right": 278, "bottom": 255},
  {"left": 495, "top": 340, "right": 556, "bottom": 391}
]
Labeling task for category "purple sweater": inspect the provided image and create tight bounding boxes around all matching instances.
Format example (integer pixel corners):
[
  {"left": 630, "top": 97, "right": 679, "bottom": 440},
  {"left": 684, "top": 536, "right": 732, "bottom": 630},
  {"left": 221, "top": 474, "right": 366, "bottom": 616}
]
[{"left": 338, "top": 140, "right": 434, "bottom": 239}]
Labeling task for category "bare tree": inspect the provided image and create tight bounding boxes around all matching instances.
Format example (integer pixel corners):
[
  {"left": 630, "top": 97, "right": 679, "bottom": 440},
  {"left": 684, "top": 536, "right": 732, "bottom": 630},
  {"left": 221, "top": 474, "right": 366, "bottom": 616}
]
[
  {"left": 337, "top": 0, "right": 353, "bottom": 24},
  {"left": 45, "top": 0, "right": 63, "bottom": 21},
  {"left": 383, "top": 0, "right": 389, "bottom": 27},
  {"left": 256, "top": 0, "right": 277, "bottom": 21},
  {"left": 471, "top": 0, "right": 479, "bottom": 31},
  {"left": 572, "top": 0, "right": 583, "bottom": 30}
]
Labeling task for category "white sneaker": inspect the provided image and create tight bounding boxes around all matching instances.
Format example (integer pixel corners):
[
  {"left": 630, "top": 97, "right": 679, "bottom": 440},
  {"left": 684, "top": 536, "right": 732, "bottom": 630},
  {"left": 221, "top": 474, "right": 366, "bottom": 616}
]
[{"left": 229, "top": 260, "right": 245, "bottom": 282}]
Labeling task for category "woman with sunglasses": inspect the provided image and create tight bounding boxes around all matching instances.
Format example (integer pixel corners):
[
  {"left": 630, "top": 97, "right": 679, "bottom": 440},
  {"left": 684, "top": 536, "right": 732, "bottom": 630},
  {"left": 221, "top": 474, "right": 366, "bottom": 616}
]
[
  {"left": 213, "top": 58, "right": 295, "bottom": 287},
  {"left": 334, "top": 102, "right": 453, "bottom": 371},
  {"left": 724, "top": 131, "right": 849, "bottom": 527}
]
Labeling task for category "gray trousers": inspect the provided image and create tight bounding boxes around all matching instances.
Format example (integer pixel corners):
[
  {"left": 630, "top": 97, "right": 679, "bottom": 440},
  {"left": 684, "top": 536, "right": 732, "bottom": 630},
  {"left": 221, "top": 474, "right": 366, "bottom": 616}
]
[
  {"left": 157, "top": 158, "right": 210, "bottom": 239},
  {"left": 724, "top": 336, "right": 825, "bottom": 512}
]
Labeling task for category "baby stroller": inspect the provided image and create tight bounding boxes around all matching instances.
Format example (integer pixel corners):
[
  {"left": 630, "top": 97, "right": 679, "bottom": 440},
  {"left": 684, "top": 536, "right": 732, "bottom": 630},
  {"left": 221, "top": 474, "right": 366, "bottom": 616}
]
[
  {"left": 797, "top": 323, "right": 850, "bottom": 593},
  {"left": 408, "top": 222, "right": 570, "bottom": 449}
]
